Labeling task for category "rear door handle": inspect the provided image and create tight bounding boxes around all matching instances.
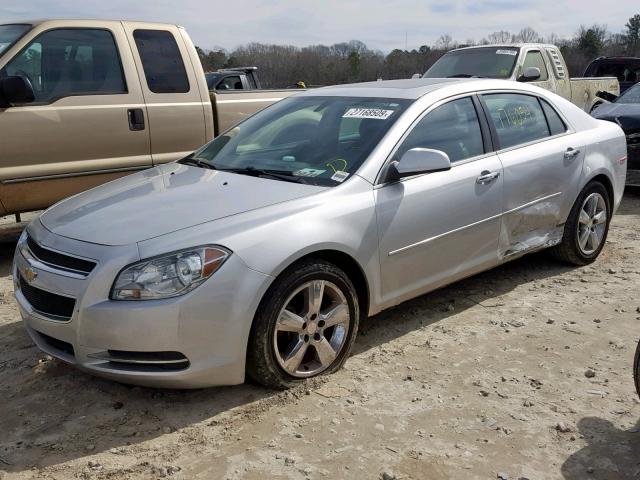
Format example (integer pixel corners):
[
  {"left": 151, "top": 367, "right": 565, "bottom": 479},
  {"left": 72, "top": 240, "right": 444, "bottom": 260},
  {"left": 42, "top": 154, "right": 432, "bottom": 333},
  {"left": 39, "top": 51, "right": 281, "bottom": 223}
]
[
  {"left": 564, "top": 147, "right": 580, "bottom": 160},
  {"left": 476, "top": 170, "right": 500, "bottom": 184},
  {"left": 128, "top": 108, "right": 145, "bottom": 131}
]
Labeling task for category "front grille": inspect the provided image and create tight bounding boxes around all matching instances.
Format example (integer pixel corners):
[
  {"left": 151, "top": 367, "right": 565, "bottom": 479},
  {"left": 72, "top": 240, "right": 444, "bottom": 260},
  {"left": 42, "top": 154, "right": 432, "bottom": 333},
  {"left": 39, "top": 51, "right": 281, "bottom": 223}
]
[
  {"left": 26, "top": 235, "right": 96, "bottom": 275},
  {"left": 19, "top": 275, "right": 76, "bottom": 321},
  {"left": 37, "top": 331, "right": 75, "bottom": 357}
]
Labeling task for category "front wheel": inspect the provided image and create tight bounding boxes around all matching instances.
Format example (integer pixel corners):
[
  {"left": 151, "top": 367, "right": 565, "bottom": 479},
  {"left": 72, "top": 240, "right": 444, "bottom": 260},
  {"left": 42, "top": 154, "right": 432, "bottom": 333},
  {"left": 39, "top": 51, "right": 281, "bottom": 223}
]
[
  {"left": 246, "top": 259, "right": 359, "bottom": 389},
  {"left": 550, "top": 181, "right": 611, "bottom": 266}
]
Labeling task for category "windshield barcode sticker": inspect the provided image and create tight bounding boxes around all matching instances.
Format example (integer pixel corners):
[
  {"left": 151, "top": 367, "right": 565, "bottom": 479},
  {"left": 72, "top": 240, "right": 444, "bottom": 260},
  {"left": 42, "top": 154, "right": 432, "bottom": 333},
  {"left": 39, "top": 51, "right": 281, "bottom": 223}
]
[
  {"left": 293, "top": 168, "right": 326, "bottom": 177},
  {"left": 343, "top": 108, "right": 395, "bottom": 120},
  {"left": 331, "top": 171, "right": 350, "bottom": 183},
  {"left": 496, "top": 49, "right": 517, "bottom": 56}
]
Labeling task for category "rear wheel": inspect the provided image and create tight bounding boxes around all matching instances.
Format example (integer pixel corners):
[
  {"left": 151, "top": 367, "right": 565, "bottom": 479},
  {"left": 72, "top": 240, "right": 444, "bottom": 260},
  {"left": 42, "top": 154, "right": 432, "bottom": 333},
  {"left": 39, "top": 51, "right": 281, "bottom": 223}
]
[
  {"left": 246, "top": 259, "right": 359, "bottom": 389},
  {"left": 550, "top": 181, "right": 611, "bottom": 265}
]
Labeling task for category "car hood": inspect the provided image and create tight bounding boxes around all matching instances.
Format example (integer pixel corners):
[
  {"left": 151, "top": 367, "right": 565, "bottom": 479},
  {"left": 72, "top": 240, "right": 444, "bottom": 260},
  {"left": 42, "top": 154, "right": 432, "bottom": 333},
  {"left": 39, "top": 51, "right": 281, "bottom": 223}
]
[
  {"left": 40, "top": 163, "right": 327, "bottom": 246},
  {"left": 593, "top": 103, "right": 640, "bottom": 131}
]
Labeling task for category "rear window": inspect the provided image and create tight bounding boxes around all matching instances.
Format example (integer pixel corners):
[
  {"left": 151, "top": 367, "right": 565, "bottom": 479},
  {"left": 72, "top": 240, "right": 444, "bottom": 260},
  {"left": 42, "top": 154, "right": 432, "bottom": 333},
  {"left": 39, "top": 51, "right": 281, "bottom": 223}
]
[{"left": 133, "top": 29, "right": 189, "bottom": 94}]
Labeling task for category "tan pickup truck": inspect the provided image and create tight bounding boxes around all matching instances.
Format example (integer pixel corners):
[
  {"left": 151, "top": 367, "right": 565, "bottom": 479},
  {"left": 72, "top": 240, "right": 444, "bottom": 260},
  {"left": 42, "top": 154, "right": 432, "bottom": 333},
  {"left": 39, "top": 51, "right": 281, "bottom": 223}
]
[
  {"left": 423, "top": 44, "right": 620, "bottom": 113},
  {"left": 0, "top": 20, "right": 299, "bottom": 216}
]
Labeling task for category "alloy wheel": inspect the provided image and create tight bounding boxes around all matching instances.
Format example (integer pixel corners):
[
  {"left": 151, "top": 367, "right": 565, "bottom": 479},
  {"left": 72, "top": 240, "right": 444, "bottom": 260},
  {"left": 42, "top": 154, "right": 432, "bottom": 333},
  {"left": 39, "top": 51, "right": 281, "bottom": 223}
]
[
  {"left": 576, "top": 192, "right": 607, "bottom": 255},
  {"left": 273, "top": 280, "right": 350, "bottom": 378}
]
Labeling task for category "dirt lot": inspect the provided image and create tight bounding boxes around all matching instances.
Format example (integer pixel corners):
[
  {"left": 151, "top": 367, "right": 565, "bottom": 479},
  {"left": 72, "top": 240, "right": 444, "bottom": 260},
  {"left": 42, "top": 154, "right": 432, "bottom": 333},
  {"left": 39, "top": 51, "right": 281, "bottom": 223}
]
[{"left": 1, "top": 191, "right": 639, "bottom": 480}]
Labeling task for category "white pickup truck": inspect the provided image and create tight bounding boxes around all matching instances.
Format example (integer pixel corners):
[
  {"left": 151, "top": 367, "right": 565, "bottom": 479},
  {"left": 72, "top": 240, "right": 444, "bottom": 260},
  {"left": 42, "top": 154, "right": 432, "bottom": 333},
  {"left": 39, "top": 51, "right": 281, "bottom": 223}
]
[{"left": 423, "top": 44, "right": 619, "bottom": 112}]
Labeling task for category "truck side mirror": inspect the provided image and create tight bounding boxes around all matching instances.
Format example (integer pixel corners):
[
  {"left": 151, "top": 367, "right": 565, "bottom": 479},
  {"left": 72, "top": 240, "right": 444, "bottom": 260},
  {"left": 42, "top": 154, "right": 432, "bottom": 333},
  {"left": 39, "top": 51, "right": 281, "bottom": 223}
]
[
  {"left": 0, "top": 76, "right": 35, "bottom": 106},
  {"left": 518, "top": 67, "right": 541, "bottom": 82}
]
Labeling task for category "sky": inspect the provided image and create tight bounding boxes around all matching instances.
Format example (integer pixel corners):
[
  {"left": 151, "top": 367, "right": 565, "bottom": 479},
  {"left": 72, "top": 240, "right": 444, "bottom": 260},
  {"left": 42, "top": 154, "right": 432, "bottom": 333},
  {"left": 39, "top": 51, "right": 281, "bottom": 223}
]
[{"left": 0, "top": 0, "right": 637, "bottom": 52}]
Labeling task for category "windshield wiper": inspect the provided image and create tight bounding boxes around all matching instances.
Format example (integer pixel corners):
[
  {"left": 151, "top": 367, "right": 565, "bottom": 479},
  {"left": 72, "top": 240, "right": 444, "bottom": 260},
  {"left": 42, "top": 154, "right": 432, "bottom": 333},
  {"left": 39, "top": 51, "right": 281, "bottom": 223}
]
[
  {"left": 216, "top": 166, "right": 309, "bottom": 184},
  {"left": 178, "top": 156, "right": 216, "bottom": 169}
]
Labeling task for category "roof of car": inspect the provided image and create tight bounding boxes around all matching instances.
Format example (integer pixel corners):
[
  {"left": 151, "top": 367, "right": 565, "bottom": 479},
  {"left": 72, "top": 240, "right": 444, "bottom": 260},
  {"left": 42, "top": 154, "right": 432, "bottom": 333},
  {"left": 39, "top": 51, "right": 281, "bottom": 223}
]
[{"left": 301, "top": 78, "right": 484, "bottom": 99}]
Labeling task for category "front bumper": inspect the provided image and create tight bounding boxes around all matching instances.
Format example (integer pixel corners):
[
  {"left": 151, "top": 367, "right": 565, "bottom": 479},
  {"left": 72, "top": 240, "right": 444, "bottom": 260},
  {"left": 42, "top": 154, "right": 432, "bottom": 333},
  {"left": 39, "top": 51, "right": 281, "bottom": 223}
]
[{"left": 13, "top": 220, "right": 271, "bottom": 388}]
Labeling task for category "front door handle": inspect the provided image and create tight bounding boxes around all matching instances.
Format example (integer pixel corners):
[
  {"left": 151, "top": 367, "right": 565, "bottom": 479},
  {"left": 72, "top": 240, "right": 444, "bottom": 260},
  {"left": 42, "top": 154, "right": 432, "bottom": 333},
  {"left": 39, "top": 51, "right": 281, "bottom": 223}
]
[
  {"left": 128, "top": 108, "right": 145, "bottom": 131},
  {"left": 476, "top": 170, "right": 500, "bottom": 184},
  {"left": 564, "top": 147, "right": 580, "bottom": 160}
]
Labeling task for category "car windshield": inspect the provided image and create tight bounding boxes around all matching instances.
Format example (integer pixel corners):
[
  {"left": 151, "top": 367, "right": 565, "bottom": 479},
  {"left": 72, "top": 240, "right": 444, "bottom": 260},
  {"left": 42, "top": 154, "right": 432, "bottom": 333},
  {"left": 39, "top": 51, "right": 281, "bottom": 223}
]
[
  {"left": 0, "top": 24, "right": 31, "bottom": 54},
  {"left": 190, "top": 96, "right": 412, "bottom": 186},
  {"left": 616, "top": 83, "right": 640, "bottom": 104},
  {"left": 424, "top": 47, "right": 520, "bottom": 79}
]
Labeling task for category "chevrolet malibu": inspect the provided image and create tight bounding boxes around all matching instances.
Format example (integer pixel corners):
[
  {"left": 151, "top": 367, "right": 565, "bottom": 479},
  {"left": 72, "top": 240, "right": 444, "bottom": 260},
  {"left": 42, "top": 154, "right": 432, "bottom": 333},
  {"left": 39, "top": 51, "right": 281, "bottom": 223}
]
[{"left": 13, "top": 79, "right": 627, "bottom": 389}]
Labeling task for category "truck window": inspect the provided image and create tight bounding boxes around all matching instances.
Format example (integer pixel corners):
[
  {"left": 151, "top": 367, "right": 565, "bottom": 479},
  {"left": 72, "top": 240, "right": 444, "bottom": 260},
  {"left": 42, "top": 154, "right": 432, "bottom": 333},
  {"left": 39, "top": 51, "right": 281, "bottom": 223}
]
[
  {"left": 482, "top": 93, "right": 551, "bottom": 149},
  {"left": 522, "top": 51, "right": 549, "bottom": 81},
  {"left": 1, "top": 28, "right": 126, "bottom": 103},
  {"left": 395, "top": 97, "right": 485, "bottom": 163},
  {"left": 218, "top": 75, "right": 243, "bottom": 90},
  {"left": 133, "top": 30, "right": 189, "bottom": 94},
  {"left": 423, "top": 47, "right": 520, "bottom": 79}
]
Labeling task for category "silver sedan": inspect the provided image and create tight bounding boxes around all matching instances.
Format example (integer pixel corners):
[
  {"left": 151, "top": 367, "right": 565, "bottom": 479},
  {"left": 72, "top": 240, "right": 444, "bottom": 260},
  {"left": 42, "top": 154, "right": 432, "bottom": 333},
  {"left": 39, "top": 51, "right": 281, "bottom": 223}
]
[{"left": 13, "top": 79, "right": 627, "bottom": 388}]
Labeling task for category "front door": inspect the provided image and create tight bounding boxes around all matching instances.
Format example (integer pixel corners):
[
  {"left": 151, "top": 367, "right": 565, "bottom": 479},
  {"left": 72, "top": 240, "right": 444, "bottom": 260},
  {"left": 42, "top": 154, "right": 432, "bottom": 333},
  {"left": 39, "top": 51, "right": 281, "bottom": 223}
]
[
  {"left": 375, "top": 96, "right": 503, "bottom": 307},
  {"left": 0, "top": 21, "right": 152, "bottom": 214}
]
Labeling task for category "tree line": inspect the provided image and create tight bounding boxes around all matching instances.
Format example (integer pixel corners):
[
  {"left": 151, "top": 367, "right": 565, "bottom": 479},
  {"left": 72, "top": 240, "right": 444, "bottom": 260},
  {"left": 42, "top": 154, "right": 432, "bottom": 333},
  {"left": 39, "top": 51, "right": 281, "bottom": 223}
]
[{"left": 196, "top": 14, "right": 640, "bottom": 89}]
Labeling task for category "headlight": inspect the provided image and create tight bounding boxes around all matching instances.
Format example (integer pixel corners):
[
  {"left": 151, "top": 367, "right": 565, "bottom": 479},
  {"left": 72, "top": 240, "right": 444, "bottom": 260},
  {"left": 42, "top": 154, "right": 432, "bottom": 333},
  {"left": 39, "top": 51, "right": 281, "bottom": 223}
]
[{"left": 111, "top": 246, "right": 230, "bottom": 300}]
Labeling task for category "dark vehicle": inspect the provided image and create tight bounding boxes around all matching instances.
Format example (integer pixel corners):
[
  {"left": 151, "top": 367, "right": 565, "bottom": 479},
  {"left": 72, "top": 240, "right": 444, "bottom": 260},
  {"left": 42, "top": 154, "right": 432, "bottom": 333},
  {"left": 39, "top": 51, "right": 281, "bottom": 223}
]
[
  {"left": 635, "top": 339, "right": 640, "bottom": 398},
  {"left": 205, "top": 66, "right": 261, "bottom": 91},
  {"left": 584, "top": 57, "right": 640, "bottom": 94},
  {"left": 592, "top": 83, "right": 640, "bottom": 186}
]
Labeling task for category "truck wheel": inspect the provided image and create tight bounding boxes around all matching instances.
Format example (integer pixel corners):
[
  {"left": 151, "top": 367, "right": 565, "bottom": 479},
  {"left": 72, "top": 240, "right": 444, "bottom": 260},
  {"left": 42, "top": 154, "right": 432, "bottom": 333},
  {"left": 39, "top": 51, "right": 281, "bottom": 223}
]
[
  {"left": 634, "top": 340, "right": 640, "bottom": 400},
  {"left": 246, "top": 259, "right": 359, "bottom": 389},
  {"left": 550, "top": 181, "right": 611, "bottom": 266}
]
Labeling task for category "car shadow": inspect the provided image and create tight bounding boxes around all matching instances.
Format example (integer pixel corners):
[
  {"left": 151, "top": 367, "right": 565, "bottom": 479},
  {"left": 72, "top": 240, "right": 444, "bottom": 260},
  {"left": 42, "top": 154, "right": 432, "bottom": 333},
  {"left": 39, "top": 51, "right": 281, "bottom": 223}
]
[
  {"left": 561, "top": 417, "right": 640, "bottom": 479},
  {"left": 0, "top": 189, "right": 637, "bottom": 472}
]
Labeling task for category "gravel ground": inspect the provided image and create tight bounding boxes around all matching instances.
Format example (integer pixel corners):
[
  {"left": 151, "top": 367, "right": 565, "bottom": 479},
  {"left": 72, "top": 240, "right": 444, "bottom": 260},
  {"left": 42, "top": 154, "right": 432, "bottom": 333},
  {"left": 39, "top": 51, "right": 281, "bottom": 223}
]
[{"left": 0, "top": 189, "right": 639, "bottom": 480}]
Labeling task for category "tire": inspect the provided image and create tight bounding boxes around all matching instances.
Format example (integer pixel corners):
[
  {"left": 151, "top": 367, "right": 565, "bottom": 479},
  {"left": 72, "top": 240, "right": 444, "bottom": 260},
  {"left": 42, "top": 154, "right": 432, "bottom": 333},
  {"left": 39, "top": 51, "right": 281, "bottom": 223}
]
[
  {"left": 550, "top": 181, "right": 611, "bottom": 266},
  {"left": 246, "top": 259, "right": 360, "bottom": 389},
  {"left": 634, "top": 340, "right": 640, "bottom": 400}
]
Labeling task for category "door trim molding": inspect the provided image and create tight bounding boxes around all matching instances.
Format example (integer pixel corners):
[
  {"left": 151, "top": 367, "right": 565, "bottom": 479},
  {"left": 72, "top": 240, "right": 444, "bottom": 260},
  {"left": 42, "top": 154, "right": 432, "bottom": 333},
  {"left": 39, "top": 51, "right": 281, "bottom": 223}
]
[{"left": 387, "top": 191, "right": 562, "bottom": 256}]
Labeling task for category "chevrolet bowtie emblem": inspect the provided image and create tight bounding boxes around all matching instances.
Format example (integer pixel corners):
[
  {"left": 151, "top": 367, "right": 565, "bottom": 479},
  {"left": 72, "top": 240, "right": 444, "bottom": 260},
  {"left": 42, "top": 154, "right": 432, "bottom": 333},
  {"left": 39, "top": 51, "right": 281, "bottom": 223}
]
[{"left": 24, "top": 267, "right": 38, "bottom": 282}]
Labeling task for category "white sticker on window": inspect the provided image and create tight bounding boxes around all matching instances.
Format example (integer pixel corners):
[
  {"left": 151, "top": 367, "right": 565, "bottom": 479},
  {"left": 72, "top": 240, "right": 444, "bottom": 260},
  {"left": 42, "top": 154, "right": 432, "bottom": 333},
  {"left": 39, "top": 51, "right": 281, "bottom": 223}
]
[
  {"left": 496, "top": 49, "right": 518, "bottom": 56},
  {"left": 293, "top": 168, "right": 326, "bottom": 177},
  {"left": 331, "top": 171, "right": 350, "bottom": 183},
  {"left": 343, "top": 108, "right": 395, "bottom": 120}
]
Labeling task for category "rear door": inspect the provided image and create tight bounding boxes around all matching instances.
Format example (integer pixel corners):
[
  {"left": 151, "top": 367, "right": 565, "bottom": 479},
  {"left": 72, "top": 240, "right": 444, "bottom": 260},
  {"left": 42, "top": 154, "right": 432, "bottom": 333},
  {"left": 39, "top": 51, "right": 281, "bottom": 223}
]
[
  {"left": 0, "top": 21, "right": 152, "bottom": 213},
  {"left": 123, "top": 22, "right": 208, "bottom": 165},
  {"left": 479, "top": 91, "right": 585, "bottom": 258}
]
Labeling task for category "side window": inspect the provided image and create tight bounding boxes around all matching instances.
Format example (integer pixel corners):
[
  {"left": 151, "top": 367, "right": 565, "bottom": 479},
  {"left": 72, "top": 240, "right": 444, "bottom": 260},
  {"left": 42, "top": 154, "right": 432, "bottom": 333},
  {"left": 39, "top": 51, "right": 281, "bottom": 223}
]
[
  {"left": 396, "top": 97, "right": 485, "bottom": 163},
  {"left": 133, "top": 29, "right": 189, "bottom": 93},
  {"left": 2, "top": 28, "right": 126, "bottom": 103},
  {"left": 523, "top": 51, "right": 549, "bottom": 81},
  {"left": 482, "top": 93, "right": 550, "bottom": 149},
  {"left": 217, "top": 75, "right": 242, "bottom": 90},
  {"left": 540, "top": 99, "right": 567, "bottom": 136}
]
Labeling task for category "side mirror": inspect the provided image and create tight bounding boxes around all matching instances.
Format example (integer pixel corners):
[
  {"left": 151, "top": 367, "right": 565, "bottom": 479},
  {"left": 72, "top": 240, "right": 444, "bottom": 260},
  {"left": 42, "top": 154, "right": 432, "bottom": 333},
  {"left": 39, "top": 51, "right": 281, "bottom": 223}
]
[
  {"left": 386, "top": 148, "right": 451, "bottom": 182},
  {"left": 217, "top": 83, "right": 230, "bottom": 91},
  {"left": 0, "top": 76, "right": 35, "bottom": 106},
  {"left": 518, "top": 67, "right": 541, "bottom": 82}
]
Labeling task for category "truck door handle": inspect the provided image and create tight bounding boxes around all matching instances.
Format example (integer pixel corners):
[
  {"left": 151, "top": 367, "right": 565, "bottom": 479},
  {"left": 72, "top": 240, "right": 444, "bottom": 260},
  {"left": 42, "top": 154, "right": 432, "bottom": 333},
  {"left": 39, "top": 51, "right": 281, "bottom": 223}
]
[
  {"left": 564, "top": 147, "right": 580, "bottom": 160},
  {"left": 128, "top": 108, "right": 145, "bottom": 131},
  {"left": 476, "top": 170, "right": 500, "bottom": 184}
]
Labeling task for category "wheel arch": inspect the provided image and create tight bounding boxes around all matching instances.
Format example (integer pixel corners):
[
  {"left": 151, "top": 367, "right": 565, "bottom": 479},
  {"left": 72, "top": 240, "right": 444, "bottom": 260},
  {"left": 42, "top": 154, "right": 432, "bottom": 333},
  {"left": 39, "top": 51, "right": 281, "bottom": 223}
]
[{"left": 587, "top": 173, "right": 615, "bottom": 211}]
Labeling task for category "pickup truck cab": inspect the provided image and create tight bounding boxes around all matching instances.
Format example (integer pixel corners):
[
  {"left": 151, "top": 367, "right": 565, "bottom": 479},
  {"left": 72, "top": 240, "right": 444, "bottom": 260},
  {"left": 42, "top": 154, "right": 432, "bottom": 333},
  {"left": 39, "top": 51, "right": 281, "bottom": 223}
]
[
  {"left": 424, "top": 44, "right": 620, "bottom": 113},
  {"left": 0, "top": 20, "right": 298, "bottom": 216}
]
